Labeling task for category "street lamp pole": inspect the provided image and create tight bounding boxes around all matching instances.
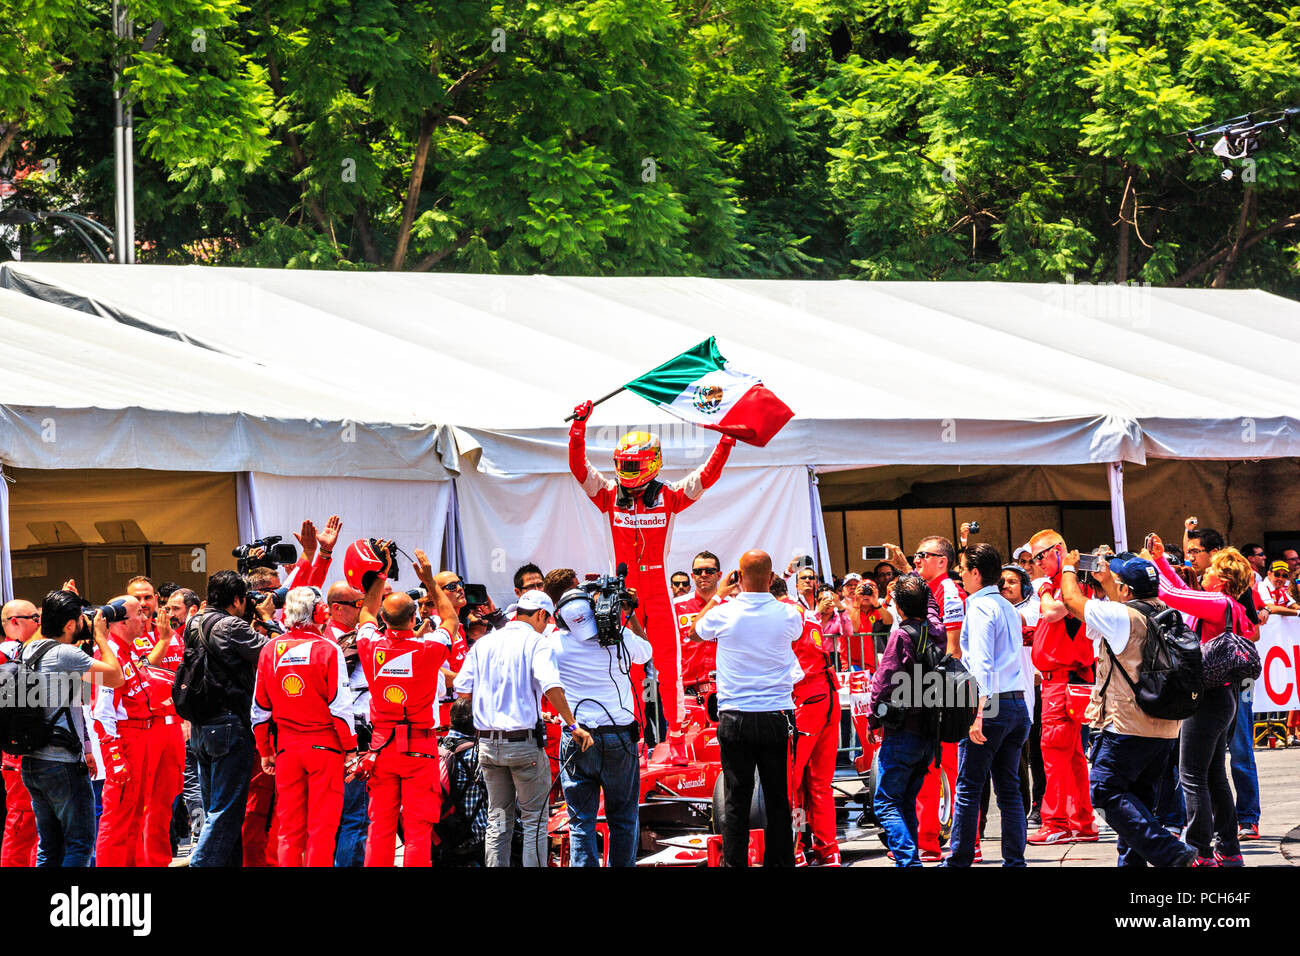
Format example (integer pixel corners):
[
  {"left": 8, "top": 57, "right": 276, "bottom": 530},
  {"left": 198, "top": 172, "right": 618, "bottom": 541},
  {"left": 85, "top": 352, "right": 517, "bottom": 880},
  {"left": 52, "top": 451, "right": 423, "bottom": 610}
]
[{"left": 112, "top": 0, "right": 135, "bottom": 264}]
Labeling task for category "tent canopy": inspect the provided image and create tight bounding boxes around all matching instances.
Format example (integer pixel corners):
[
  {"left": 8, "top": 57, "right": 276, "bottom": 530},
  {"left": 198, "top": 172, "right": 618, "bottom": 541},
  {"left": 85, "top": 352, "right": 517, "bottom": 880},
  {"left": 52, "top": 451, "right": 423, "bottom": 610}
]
[{"left": 5, "top": 263, "right": 1300, "bottom": 475}]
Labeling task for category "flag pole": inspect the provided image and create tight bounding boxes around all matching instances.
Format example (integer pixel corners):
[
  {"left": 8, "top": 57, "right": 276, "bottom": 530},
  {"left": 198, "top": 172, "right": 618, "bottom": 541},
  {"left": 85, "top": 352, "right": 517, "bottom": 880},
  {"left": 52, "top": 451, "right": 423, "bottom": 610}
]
[{"left": 564, "top": 386, "right": 625, "bottom": 422}]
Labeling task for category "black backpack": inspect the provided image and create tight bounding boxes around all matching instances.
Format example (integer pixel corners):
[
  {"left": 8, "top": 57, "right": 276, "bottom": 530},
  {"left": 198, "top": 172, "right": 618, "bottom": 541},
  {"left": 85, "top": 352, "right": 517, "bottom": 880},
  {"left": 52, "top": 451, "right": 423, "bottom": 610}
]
[
  {"left": 907, "top": 621, "right": 979, "bottom": 749},
  {"left": 1101, "top": 600, "right": 1203, "bottom": 721},
  {"left": 0, "top": 639, "right": 78, "bottom": 756},
  {"left": 172, "top": 612, "right": 228, "bottom": 724}
]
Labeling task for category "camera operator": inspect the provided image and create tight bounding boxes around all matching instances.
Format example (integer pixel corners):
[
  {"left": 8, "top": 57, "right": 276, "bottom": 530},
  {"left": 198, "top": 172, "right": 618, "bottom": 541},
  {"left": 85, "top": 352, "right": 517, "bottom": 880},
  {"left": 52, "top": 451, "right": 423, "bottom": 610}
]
[
  {"left": 322, "top": 580, "right": 370, "bottom": 867},
  {"left": 543, "top": 570, "right": 652, "bottom": 867},
  {"left": 454, "top": 589, "right": 592, "bottom": 867},
  {"left": 17, "top": 591, "right": 124, "bottom": 866},
  {"left": 688, "top": 550, "right": 802, "bottom": 867},
  {"left": 185, "top": 570, "right": 274, "bottom": 867}
]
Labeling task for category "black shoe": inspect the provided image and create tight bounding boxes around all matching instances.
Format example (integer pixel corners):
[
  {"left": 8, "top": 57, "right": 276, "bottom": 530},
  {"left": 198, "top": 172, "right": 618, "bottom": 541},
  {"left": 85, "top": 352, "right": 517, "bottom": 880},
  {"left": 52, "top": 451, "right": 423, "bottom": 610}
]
[{"left": 1027, "top": 805, "right": 1042, "bottom": 829}]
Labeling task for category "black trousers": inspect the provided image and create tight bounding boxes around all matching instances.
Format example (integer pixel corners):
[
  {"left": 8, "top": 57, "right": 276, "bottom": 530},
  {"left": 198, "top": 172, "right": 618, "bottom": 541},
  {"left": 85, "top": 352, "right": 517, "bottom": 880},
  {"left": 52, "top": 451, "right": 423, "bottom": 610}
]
[
  {"left": 1179, "top": 682, "right": 1239, "bottom": 857},
  {"left": 718, "top": 710, "right": 795, "bottom": 867}
]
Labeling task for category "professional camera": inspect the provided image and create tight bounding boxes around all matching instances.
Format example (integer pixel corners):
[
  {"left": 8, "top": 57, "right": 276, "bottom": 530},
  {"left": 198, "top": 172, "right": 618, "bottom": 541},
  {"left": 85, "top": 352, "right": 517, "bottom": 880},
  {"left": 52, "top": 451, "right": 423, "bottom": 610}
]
[
  {"left": 81, "top": 600, "right": 130, "bottom": 624},
  {"left": 578, "top": 562, "right": 639, "bottom": 647},
  {"left": 246, "top": 585, "right": 289, "bottom": 610},
  {"left": 233, "top": 536, "right": 298, "bottom": 574}
]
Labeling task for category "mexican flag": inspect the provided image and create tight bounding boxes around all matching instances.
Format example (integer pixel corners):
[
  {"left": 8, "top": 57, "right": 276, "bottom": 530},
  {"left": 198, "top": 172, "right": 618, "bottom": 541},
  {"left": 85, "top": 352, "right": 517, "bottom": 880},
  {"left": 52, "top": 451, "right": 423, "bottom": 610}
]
[{"left": 624, "top": 338, "right": 794, "bottom": 447}]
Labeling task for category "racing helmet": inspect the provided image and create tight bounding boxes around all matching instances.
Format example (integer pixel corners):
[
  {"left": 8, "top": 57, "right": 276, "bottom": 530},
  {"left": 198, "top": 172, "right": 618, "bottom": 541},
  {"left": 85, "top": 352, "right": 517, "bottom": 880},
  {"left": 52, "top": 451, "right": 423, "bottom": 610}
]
[
  {"left": 613, "top": 430, "right": 661, "bottom": 489},
  {"left": 343, "top": 538, "right": 385, "bottom": 592}
]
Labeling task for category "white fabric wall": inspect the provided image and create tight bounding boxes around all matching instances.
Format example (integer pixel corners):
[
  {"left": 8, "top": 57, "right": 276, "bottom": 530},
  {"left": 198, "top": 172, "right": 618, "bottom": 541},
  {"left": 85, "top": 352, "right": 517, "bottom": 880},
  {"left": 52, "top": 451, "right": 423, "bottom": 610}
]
[
  {"left": 248, "top": 472, "right": 451, "bottom": 587},
  {"left": 457, "top": 463, "right": 822, "bottom": 608}
]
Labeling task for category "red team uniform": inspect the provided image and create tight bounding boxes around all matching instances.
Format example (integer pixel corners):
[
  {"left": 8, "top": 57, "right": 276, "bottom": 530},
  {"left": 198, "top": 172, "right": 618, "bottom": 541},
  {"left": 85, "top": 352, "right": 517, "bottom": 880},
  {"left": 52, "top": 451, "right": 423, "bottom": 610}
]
[
  {"left": 130, "top": 627, "right": 187, "bottom": 867},
  {"left": 251, "top": 626, "right": 357, "bottom": 866},
  {"left": 357, "top": 620, "right": 449, "bottom": 867},
  {"left": 673, "top": 592, "right": 716, "bottom": 693},
  {"left": 789, "top": 611, "right": 841, "bottom": 865},
  {"left": 569, "top": 420, "right": 733, "bottom": 731},
  {"left": 0, "top": 640, "right": 37, "bottom": 867}
]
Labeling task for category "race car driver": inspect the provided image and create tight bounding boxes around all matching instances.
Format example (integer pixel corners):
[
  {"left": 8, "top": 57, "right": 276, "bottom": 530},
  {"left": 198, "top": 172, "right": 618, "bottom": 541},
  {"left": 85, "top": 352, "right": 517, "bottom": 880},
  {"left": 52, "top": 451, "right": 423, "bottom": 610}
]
[
  {"left": 674, "top": 550, "right": 722, "bottom": 703},
  {"left": 569, "top": 399, "right": 735, "bottom": 764},
  {"left": 788, "top": 605, "right": 841, "bottom": 866},
  {"left": 354, "top": 542, "right": 455, "bottom": 867},
  {"left": 251, "top": 586, "right": 357, "bottom": 866}
]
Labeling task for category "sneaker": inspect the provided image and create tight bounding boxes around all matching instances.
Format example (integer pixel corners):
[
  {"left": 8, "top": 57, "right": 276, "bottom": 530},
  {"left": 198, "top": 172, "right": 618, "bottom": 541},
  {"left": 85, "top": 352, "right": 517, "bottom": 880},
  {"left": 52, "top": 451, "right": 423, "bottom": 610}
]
[
  {"left": 919, "top": 849, "right": 943, "bottom": 863},
  {"left": 972, "top": 844, "right": 983, "bottom": 863},
  {"left": 1191, "top": 855, "right": 1219, "bottom": 867},
  {"left": 1027, "top": 826, "right": 1074, "bottom": 846},
  {"left": 1213, "top": 849, "right": 1244, "bottom": 867},
  {"left": 1238, "top": 824, "right": 1259, "bottom": 841},
  {"left": 1027, "top": 804, "right": 1042, "bottom": 829},
  {"left": 1071, "top": 827, "right": 1100, "bottom": 843}
]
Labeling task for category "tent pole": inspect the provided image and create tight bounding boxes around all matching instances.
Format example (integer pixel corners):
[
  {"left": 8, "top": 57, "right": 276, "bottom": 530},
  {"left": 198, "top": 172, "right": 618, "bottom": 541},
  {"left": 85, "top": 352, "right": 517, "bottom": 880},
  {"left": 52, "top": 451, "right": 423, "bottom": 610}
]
[{"left": 1107, "top": 461, "right": 1128, "bottom": 553}]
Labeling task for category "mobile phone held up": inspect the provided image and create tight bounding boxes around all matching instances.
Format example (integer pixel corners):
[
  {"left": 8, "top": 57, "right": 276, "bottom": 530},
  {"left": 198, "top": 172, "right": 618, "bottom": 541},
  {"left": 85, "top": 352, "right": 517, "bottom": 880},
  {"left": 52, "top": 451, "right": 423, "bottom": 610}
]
[
  {"left": 1075, "top": 553, "right": 1108, "bottom": 574},
  {"left": 861, "top": 546, "right": 888, "bottom": 561}
]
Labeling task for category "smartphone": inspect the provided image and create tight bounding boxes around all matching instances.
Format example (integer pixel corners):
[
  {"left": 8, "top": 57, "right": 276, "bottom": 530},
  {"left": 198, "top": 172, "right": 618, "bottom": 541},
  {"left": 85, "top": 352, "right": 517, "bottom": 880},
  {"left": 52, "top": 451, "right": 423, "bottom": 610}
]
[
  {"left": 861, "top": 546, "right": 888, "bottom": 561},
  {"left": 727, "top": 570, "right": 740, "bottom": 586},
  {"left": 462, "top": 583, "right": 489, "bottom": 606},
  {"left": 1076, "top": 554, "right": 1106, "bottom": 573}
]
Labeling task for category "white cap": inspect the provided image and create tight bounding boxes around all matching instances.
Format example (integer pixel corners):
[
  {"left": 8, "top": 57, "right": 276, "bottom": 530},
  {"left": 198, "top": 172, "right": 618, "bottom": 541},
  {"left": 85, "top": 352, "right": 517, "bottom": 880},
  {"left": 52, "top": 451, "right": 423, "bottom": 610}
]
[
  {"left": 1013, "top": 545, "right": 1031, "bottom": 560},
  {"left": 555, "top": 589, "right": 598, "bottom": 640},
  {"left": 842, "top": 572, "right": 862, "bottom": 584},
  {"left": 515, "top": 589, "right": 555, "bottom": 616}
]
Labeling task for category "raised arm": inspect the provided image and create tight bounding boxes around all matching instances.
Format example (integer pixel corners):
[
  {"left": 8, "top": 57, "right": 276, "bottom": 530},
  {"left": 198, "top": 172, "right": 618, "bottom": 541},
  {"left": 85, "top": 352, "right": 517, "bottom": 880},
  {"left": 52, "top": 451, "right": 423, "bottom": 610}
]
[{"left": 671, "top": 435, "right": 735, "bottom": 503}]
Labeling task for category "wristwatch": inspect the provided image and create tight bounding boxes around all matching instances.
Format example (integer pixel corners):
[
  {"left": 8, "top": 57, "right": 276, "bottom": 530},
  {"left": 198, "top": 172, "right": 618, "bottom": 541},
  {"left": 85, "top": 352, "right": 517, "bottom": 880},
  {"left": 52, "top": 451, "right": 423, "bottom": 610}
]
[{"left": 566, "top": 723, "right": 579, "bottom": 733}]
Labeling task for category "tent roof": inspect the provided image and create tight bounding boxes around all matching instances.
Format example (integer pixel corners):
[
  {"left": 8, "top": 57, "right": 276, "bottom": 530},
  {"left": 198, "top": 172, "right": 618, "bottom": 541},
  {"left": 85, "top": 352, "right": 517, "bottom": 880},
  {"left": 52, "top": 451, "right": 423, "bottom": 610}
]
[{"left": 4, "top": 262, "right": 1300, "bottom": 474}]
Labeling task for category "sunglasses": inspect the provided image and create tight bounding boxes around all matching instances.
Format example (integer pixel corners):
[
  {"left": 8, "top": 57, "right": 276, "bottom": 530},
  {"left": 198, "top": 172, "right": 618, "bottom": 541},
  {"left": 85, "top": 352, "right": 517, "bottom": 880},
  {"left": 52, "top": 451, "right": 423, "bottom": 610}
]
[
  {"left": 913, "top": 551, "right": 943, "bottom": 562},
  {"left": 691, "top": 568, "right": 720, "bottom": 577},
  {"left": 3, "top": 613, "right": 41, "bottom": 623},
  {"left": 1031, "top": 546, "right": 1059, "bottom": 565},
  {"left": 443, "top": 581, "right": 464, "bottom": 591},
  {"left": 331, "top": 600, "right": 363, "bottom": 609}
]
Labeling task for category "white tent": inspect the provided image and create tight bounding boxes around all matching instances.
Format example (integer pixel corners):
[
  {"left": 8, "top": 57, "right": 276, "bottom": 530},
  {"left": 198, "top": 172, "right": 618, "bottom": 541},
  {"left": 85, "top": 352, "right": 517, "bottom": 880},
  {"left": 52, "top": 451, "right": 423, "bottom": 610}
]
[{"left": 5, "top": 262, "right": 1300, "bottom": 603}]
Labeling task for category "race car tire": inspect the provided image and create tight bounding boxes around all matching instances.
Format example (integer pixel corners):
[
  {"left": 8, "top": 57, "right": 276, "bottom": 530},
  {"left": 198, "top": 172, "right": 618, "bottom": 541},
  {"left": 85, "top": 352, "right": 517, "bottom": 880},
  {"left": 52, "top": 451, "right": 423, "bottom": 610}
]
[{"left": 710, "top": 770, "right": 766, "bottom": 834}]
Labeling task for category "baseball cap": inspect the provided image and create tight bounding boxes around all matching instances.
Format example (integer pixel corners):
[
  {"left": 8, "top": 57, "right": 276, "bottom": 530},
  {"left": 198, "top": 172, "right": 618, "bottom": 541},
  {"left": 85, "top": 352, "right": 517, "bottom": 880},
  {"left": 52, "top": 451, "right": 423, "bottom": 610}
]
[
  {"left": 1013, "top": 545, "right": 1031, "bottom": 560},
  {"left": 842, "top": 572, "right": 862, "bottom": 585},
  {"left": 515, "top": 589, "right": 555, "bottom": 616},
  {"left": 1107, "top": 553, "right": 1159, "bottom": 591},
  {"left": 1271, "top": 560, "right": 1290, "bottom": 574},
  {"left": 555, "top": 589, "right": 598, "bottom": 640}
]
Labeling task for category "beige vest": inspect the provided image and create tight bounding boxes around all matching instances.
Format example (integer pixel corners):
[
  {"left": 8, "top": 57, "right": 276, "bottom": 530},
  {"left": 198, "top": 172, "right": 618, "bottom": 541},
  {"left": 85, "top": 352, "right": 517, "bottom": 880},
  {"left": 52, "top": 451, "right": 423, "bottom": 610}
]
[{"left": 1085, "top": 603, "right": 1182, "bottom": 739}]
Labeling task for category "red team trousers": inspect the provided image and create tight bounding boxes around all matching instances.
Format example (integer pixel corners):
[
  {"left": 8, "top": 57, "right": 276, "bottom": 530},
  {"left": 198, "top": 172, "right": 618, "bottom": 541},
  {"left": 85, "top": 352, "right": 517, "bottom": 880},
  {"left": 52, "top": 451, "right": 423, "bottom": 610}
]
[
  {"left": 365, "top": 734, "right": 441, "bottom": 868},
  {"left": 274, "top": 739, "right": 345, "bottom": 867},
  {"left": 789, "top": 683, "right": 840, "bottom": 862},
  {"left": 137, "top": 721, "right": 184, "bottom": 867},
  {"left": 2, "top": 764, "right": 38, "bottom": 867},
  {"left": 95, "top": 726, "right": 155, "bottom": 867},
  {"left": 1039, "top": 679, "right": 1094, "bottom": 832}
]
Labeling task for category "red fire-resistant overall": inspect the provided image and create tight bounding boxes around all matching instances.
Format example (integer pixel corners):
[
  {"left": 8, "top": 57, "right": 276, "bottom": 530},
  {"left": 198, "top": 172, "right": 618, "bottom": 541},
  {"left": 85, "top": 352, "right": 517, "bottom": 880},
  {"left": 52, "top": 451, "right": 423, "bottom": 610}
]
[
  {"left": 1032, "top": 577, "right": 1095, "bottom": 836},
  {"left": 0, "top": 640, "right": 37, "bottom": 867},
  {"left": 131, "top": 629, "right": 186, "bottom": 867},
  {"left": 789, "top": 612, "right": 841, "bottom": 865},
  {"left": 673, "top": 592, "right": 716, "bottom": 689},
  {"left": 569, "top": 421, "right": 733, "bottom": 730},
  {"left": 916, "top": 576, "right": 966, "bottom": 857},
  {"left": 358, "top": 621, "right": 449, "bottom": 867},
  {"left": 251, "top": 626, "right": 357, "bottom": 867}
]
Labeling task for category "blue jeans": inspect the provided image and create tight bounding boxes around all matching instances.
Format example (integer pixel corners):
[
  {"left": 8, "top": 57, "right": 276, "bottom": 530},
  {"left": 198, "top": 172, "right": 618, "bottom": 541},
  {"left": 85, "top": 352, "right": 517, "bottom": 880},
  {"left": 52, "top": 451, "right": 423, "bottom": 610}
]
[
  {"left": 22, "top": 756, "right": 96, "bottom": 867},
  {"left": 873, "top": 729, "right": 934, "bottom": 867},
  {"left": 1227, "top": 681, "right": 1260, "bottom": 827},
  {"left": 1089, "top": 732, "right": 1190, "bottom": 866},
  {"left": 190, "top": 714, "right": 256, "bottom": 867},
  {"left": 334, "top": 777, "right": 369, "bottom": 867},
  {"left": 561, "top": 727, "right": 641, "bottom": 867},
  {"left": 946, "top": 697, "right": 1031, "bottom": 867},
  {"left": 1154, "top": 738, "right": 1185, "bottom": 829}
]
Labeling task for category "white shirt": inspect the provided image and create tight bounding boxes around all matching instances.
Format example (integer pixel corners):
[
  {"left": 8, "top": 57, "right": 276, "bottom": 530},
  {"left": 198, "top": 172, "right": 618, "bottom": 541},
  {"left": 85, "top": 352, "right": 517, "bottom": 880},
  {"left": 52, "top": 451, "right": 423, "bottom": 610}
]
[
  {"left": 695, "top": 591, "right": 802, "bottom": 712},
  {"left": 453, "top": 620, "right": 562, "bottom": 732},
  {"left": 1084, "top": 599, "right": 1137, "bottom": 657},
  {"left": 550, "top": 628, "right": 653, "bottom": 726},
  {"left": 959, "top": 585, "right": 1027, "bottom": 698}
]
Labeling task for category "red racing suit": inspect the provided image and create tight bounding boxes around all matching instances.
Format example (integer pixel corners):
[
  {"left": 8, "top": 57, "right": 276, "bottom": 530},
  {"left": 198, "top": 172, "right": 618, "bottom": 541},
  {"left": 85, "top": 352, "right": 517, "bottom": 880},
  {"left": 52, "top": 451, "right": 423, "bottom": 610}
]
[
  {"left": 789, "top": 612, "right": 841, "bottom": 864},
  {"left": 1032, "top": 575, "right": 1096, "bottom": 835},
  {"left": 673, "top": 591, "right": 717, "bottom": 690},
  {"left": 358, "top": 621, "right": 449, "bottom": 867},
  {"left": 92, "top": 632, "right": 162, "bottom": 867},
  {"left": 251, "top": 626, "right": 357, "bottom": 867},
  {"left": 130, "top": 627, "right": 187, "bottom": 867},
  {"left": 0, "top": 640, "right": 37, "bottom": 867},
  {"left": 569, "top": 421, "right": 734, "bottom": 729},
  {"left": 916, "top": 575, "right": 966, "bottom": 856}
]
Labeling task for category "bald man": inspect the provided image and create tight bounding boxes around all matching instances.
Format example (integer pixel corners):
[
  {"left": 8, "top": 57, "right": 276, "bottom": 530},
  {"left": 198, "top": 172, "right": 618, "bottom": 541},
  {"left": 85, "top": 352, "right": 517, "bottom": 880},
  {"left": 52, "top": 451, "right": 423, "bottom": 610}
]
[
  {"left": 688, "top": 550, "right": 802, "bottom": 866},
  {"left": 323, "top": 581, "right": 370, "bottom": 867},
  {"left": 1, "top": 600, "right": 41, "bottom": 866}
]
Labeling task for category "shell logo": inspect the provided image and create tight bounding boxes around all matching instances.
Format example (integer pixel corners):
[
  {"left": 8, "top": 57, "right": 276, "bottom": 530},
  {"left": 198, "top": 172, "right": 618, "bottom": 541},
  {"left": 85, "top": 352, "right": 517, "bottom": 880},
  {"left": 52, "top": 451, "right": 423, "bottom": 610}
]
[
  {"left": 281, "top": 674, "right": 305, "bottom": 697},
  {"left": 384, "top": 685, "right": 408, "bottom": 705},
  {"left": 811, "top": 628, "right": 823, "bottom": 649}
]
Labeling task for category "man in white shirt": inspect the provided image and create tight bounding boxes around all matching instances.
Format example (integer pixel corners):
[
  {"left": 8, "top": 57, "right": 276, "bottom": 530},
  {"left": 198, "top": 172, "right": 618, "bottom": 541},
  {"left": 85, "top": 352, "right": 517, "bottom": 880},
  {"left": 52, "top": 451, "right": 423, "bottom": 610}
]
[
  {"left": 547, "top": 579, "right": 653, "bottom": 867},
  {"left": 453, "top": 591, "right": 591, "bottom": 867},
  {"left": 688, "top": 549, "right": 802, "bottom": 867}
]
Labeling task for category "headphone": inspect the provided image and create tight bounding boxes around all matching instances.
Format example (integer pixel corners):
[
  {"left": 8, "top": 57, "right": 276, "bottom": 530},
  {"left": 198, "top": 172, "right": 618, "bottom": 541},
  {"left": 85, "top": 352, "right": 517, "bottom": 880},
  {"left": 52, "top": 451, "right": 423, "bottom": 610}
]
[
  {"left": 306, "top": 587, "right": 329, "bottom": 630},
  {"left": 553, "top": 589, "right": 593, "bottom": 634}
]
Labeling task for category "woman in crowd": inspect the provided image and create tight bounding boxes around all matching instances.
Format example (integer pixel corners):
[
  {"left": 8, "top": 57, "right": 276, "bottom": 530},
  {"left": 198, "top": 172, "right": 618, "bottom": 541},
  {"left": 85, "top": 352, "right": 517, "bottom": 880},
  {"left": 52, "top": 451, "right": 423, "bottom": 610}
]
[{"left": 1143, "top": 534, "right": 1256, "bottom": 867}]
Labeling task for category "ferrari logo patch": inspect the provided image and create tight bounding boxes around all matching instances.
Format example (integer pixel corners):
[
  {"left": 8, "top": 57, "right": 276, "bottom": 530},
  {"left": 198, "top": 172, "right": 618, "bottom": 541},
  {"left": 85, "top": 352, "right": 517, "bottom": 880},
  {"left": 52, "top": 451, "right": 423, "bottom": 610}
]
[{"left": 375, "top": 649, "right": 386, "bottom": 668}]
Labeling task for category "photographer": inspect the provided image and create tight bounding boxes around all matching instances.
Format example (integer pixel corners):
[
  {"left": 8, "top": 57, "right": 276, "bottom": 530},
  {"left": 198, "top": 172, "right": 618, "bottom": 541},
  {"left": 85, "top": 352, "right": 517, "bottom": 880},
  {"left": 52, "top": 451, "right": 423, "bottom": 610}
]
[
  {"left": 841, "top": 572, "right": 890, "bottom": 670},
  {"left": 17, "top": 590, "right": 124, "bottom": 867},
  {"left": 185, "top": 569, "right": 274, "bottom": 867},
  {"left": 544, "top": 571, "right": 653, "bottom": 867}
]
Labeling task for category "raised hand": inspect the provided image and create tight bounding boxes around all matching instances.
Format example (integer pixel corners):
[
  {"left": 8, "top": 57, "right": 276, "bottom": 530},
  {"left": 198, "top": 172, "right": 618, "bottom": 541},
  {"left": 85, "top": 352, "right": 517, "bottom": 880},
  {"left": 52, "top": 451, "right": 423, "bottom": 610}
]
[{"left": 317, "top": 515, "right": 342, "bottom": 554}]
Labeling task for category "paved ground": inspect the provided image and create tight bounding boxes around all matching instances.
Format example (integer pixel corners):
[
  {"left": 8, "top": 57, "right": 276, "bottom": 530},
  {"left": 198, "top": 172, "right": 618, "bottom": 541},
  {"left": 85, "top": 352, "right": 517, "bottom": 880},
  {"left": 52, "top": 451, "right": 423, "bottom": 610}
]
[{"left": 844, "top": 744, "right": 1299, "bottom": 866}]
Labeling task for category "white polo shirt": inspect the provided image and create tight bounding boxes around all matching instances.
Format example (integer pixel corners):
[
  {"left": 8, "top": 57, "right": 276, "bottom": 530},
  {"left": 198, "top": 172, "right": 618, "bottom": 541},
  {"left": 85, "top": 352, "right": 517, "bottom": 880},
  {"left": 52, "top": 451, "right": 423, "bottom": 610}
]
[
  {"left": 551, "top": 627, "right": 653, "bottom": 727},
  {"left": 695, "top": 590, "right": 802, "bottom": 712},
  {"left": 453, "top": 620, "right": 562, "bottom": 732}
]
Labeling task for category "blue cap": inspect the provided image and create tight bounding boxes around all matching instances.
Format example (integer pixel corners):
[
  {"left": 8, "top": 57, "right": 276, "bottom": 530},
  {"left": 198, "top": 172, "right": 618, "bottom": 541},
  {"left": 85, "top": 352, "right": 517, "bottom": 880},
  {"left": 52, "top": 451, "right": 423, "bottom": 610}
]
[{"left": 1107, "top": 553, "right": 1159, "bottom": 590}]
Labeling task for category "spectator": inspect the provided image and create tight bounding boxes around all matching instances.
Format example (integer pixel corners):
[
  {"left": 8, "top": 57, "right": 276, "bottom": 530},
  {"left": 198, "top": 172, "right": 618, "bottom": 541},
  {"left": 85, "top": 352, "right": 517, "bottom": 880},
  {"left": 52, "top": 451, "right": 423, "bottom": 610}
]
[
  {"left": 688, "top": 550, "right": 802, "bottom": 867},
  {"left": 18, "top": 591, "right": 124, "bottom": 866},
  {"left": 1257, "top": 561, "right": 1297, "bottom": 616},
  {"left": 1182, "top": 519, "right": 1223, "bottom": 574},
  {"left": 1240, "top": 544, "right": 1267, "bottom": 585},
  {"left": 186, "top": 570, "right": 274, "bottom": 867},
  {"left": 670, "top": 571, "right": 691, "bottom": 598},
  {"left": 454, "top": 590, "right": 591, "bottom": 867},
  {"left": 1145, "top": 534, "right": 1254, "bottom": 866},
  {"left": 435, "top": 698, "right": 489, "bottom": 866},
  {"left": 873, "top": 562, "right": 897, "bottom": 593},
  {"left": 840, "top": 573, "right": 890, "bottom": 670},
  {"left": 944, "top": 544, "right": 1031, "bottom": 867},
  {"left": 322, "top": 580, "right": 369, "bottom": 866},
  {"left": 1014, "top": 546, "right": 1033, "bottom": 573},
  {"left": 509, "top": 563, "right": 544, "bottom": 615},
  {"left": 673, "top": 551, "right": 722, "bottom": 698},
  {"left": 1060, "top": 552, "right": 1198, "bottom": 867},
  {"left": 548, "top": 579, "right": 653, "bottom": 867},
  {"left": 250, "top": 586, "right": 357, "bottom": 866},
  {"left": 1, "top": 600, "right": 45, "bottom": 866},
  {"left": 868, "top": 574, "right": 934, "bottom": 866},
  {"left": 1283, "top": 548, "right": 1300, "bottom": 575}
]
